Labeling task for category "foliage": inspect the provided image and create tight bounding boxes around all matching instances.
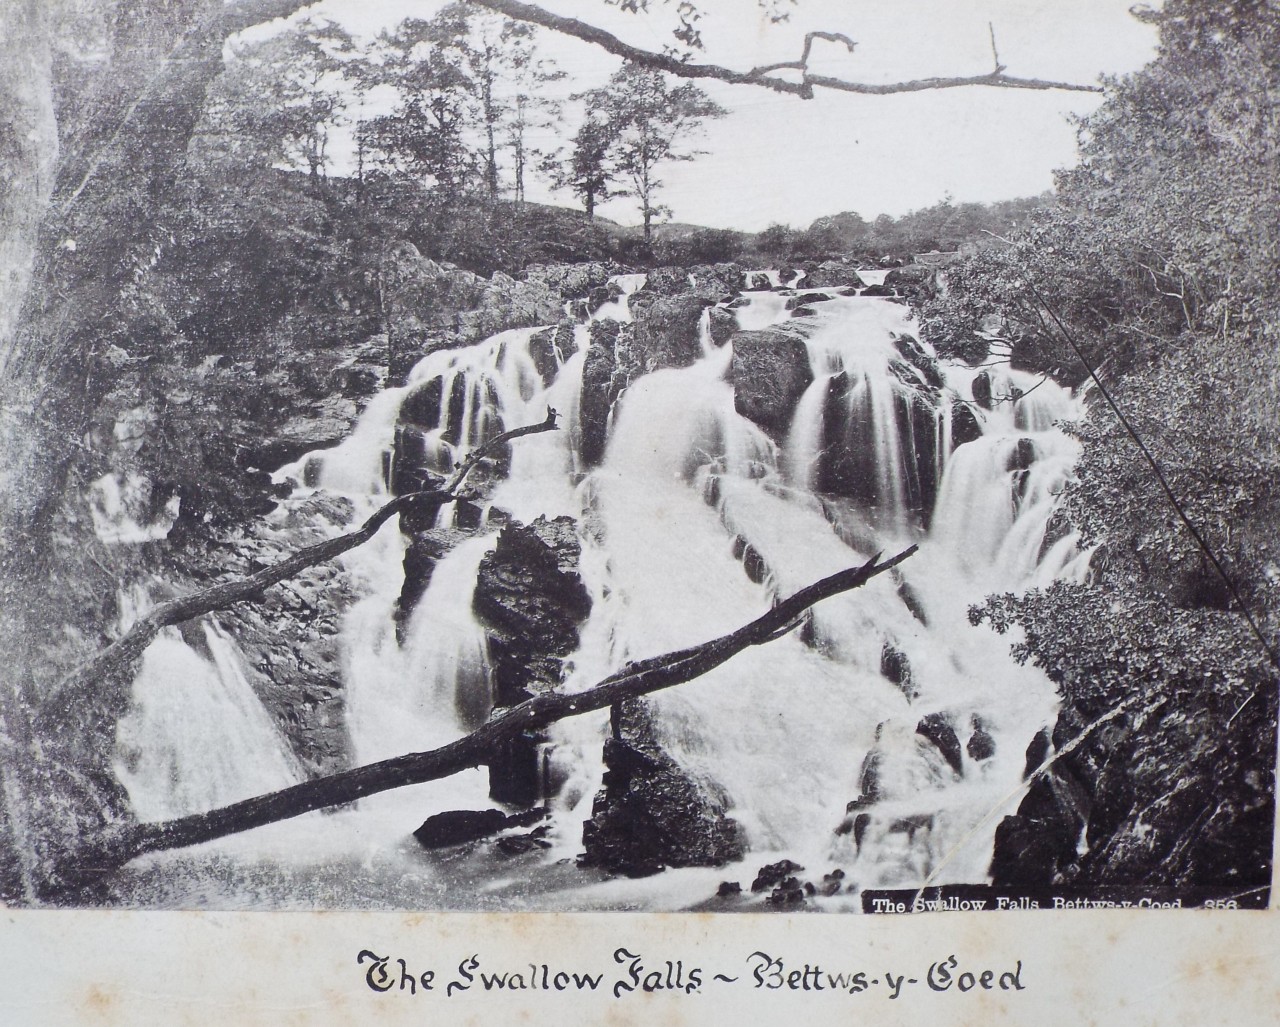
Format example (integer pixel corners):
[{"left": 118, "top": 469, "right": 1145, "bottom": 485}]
[
  {"left": 940, "top": 0, "right": 1280, "bottom": 733},
  {"left": 577, "top": 64, "right": 726, "bottom": 243}
]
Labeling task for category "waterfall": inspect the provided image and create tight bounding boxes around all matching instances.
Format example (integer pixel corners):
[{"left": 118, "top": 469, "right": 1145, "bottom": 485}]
[
  {"left": 114, "top": 595, "right": 302, "bottom": 822},
  {"left": 110, "top": 267, "right": 1089, "bottom": 907}
]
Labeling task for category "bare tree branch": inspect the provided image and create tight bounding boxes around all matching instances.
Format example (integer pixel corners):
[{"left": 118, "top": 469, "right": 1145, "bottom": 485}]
[
  {"left": 40, "top": 409, "right": 561, "bottom": 724},
  {"left": 463, "top": 0, "right": 1102, "bottom": 96},
  {"left": 57, "top": 544, "right": 916, "bottom": 884}
]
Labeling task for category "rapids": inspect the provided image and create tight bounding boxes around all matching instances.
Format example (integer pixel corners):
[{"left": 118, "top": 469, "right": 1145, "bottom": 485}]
[{"left": 103, "top": 273, "right": 1089, "bottom": 909}]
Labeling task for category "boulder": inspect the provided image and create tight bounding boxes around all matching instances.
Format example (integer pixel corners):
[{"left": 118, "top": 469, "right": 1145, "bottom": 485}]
[
  {"left": 631, "top": 293, "right": 714, "bottom": 370},
  {"left": 413, "top": 807, "right": 548, "bottom": 850},
  {"left": 729, "top": 328, "right": 813, "bottom": 440},
  {"left": 581, "top": 699, "right": 745, "bottom": 877},
  {"left": 707, "top": 306, "right": 738, "bottom": 348},
  {"left": 802, "top": 261, "right": 866, "bottom": 289},
  {"left": 883, "top": 264, "right": 940, "bottom": 304},
  {"left": 971, "top": 370, "right": 993, "bottom": 409},
  {"left": 578, "top": 319, "right": 641, "bottom": 467},
  {"left": 472, "top": 516, "right": 591, "bottom": 806},
  {"left": 527, "top": 321, "right": 576, "bottom": 388},
  {"left": 916, "top": 713, "right": 964, "bottom": 776},
  {"left": 950, "top": 400, "right": 983, "bottom": 449}
]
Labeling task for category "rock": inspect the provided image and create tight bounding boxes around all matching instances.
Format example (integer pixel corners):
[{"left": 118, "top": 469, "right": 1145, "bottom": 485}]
[
  {"left": 717, "top": 880, "right": 742, "bottom": 897},
  {"left": 967, "top": 718, "right": 997, "bottom": 762},
  {"left": 821, "top": 868, "right": 846, "bottom": 896},
  {"left": 729, "top": 328, "right": 813, "bottom": 440},
  {"left": 892, "top": 334, "right": 945, "bottom": 390},
  {"left": 523, "top": 261, "right": 626, "bottom": 301},
  {"left": 950, "top": 400, "right": 983, "bottom": 449},
  {"left": 473, "top": 516, "right": 591, "bottom": 805},
  {"left": 581, "top": 699, "right": 745, "bottom": 877},
  {"left": 989, "top": 813, "right": 1075, "bottom": 888},
  {"left": 707, "top": 306, "right": 738, "bottom": 347},
  {"left": 631, "top": 293, "right": 714, "bottom": 370},
  {"left": 578, "top": 319, "right": 640, "bottom": 467},
  {"left": 636, "top": 265, "right": 692, "bottom": 297},
  {"left": 413, "top": 807, "right": 548, "bottom": 850},
  {"left": 527, "top": 322, "right": 576, "bottom": 387},
  {"left": 751, "top": 858, "right": 805, "bottom": 892},
  {"left": 971, "top": 371, "right": 993, "bottom": 409},
  {"left": 916, "top": 713, "right": 964, "bottom": 776},
  {"left": 473, "top": 516, "right": 591, "bottom": 710},
  {"left": 883, "top": 264, "right": 940, "bottom": 304},
  {"left": 768, "top": 877, "right": 806, "bottom": 906},
  {"left": 1023, "top": 730, "right": 1052, "bottom": 779},
  {"left": 881, "top": 643, "right": 919, "bottom": 700},
  {"left": 860, "top": 283, "right": 894, "bottom": 297},
  {"left": 803, "top": 261, "right": 866, "bottom": 289}
]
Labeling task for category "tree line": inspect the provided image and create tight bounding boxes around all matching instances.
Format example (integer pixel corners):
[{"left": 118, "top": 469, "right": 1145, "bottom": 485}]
[{"left": 196, "top": 5, "right": 728, "bottom": 246}]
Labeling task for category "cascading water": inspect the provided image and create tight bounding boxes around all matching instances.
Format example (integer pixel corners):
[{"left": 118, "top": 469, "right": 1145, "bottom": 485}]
[
  {"left": 114, "top": 593, "right": 302, "bottom": 822},
  {"left": 110, "top": 270, "right": 1090, "bottom": 908}
]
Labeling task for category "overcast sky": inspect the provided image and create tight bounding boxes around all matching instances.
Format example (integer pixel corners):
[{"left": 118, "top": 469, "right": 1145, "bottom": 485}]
[{"left": 253, "top": 0, "right": 1160, "bottom": 231}]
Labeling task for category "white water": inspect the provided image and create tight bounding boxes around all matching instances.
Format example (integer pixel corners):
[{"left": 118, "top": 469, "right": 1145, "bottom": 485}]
[
  {"left": 112, "top": 270, "right": 1088, "bottom": 908},
  {"left": 114, "top": 593, "right": 302, "bottom": 822}
]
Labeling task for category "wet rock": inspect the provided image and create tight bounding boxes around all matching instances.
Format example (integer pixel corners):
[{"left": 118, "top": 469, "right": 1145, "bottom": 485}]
[
  {"left": 527, "top": 322, "right": 576, "bottom": 387},
  {"left": 860, "top": 283, "right": 894, "bottom": 297},
  {"left": 967, "top": 718, "right": 997, "bottom": 762},
  {"left": 821, "top": 868, "right": 846, "bottom": 896},
  {"left": 892, "top": 334, "right": 945, "bottom": 390},
  {"left": 751, "top": 859, "right": 805, "bottom": 892},
  {"left": 579, "top": 318, "right": 640, "bottom": 467},
  {"left": 880, "top": 643, "right": 919, "bottom": 700},
  {"left": 581, "top": 700, "right": 745, "bottom": 877},
  {"left": 707, "top": 306, "right": 738, "bottom": 347},
  {"left": 413, "top": 807, "right": 548, "bottom": 850},
  {"left": 473, "top": 516, "right": 590, "bottom": 709},
  {"left": 631, "top": 293, "right": 714, "bottom": 370},
  {"left": 473, "top": 516, "right": 591, "bottom": 805},
  {"left": 717, "top": 880, "right": 742, "bottom": 897},
  {"left": 857, "top": 749, "right": 887, "bottom": 803},
  {"left": 768, "top": 877, "right": 806, "bottom": 906},
  {"left": 917, "top": 713, "right": 964, "bottom": 776},
  {"left": 397, "top": 524, "right": 470, "bottom": 627},
  {"left": 990, "top": 813, "right": 1076, "bottom": 888},
  {"left": 802, "top": 261, "right": 866, "bottom": 289},
  {"left": 950, "top": 400, "right": 983, "bottom": 449},
  {"left": 971, "top": 371, "right": 993, "bottom": 409},
  {"left": 729, "top": 327, "right": 814, "bottom": 440},
  {"left": 495, "top": 823, "right": 554, "bottom": 856},
  {"left": 1024, "top": 730, "right": 1052, "bottom": 779}
]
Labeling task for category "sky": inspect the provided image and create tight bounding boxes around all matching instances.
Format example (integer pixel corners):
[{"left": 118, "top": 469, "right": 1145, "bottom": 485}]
[{"left": 246, "top": 0, "right": 1161, "bottom": 232}]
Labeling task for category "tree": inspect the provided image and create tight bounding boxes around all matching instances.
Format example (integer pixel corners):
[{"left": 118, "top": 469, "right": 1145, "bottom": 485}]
[
  {"left": 362, "top": 18, "right": 480, "bottom": 194},
  {"left": 547, "top": 116, "right": 622, "bottom": 218},
  {"left": 586, "top": 63, "right": 726, "bottom": 243},
  {"left": 196, "top": 18, "right": 357, "bottom": 179}
]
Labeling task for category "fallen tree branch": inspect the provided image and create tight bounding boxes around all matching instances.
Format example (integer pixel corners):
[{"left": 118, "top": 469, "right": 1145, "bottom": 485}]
[
  {"left": 61, "top": 545, "right": 916, "bottom": 884},
  {"left": 41, "top": 409, "right": 561, "bottom": 723},
  {"left": 464, "top": 0, "right": 1101, "bottom": 96}
]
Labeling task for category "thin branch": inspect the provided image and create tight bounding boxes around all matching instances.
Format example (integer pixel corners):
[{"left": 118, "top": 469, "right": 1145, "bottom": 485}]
[
  {"left": 42, "top": 410, "right": 561, "bottom": 721},
  {"left": 61, "top": 546, "right": 918, "bottom": 882},
  {"left": 463, "top": 0, "right": 1101, "bottom": 96}
]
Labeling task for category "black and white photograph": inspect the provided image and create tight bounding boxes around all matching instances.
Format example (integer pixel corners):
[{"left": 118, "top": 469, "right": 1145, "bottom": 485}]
[{"left": 0, "top": 0, "right": 1276, "bottom": 961}]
